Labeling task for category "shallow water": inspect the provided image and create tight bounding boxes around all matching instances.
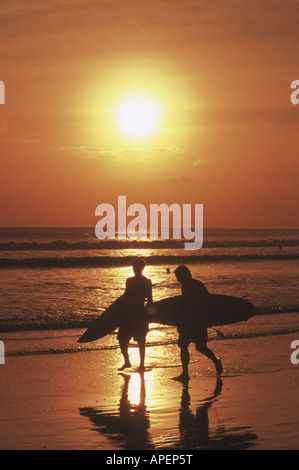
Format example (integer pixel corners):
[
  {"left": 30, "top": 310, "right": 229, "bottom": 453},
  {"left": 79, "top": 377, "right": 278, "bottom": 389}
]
[{"left": 0, "top": 228, "right": 298, "bottom": 359}]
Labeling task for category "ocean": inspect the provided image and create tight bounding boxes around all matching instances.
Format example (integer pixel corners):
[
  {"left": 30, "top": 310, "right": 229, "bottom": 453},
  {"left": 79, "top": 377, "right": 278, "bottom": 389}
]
[{"left": 0, "top": 227, "right": 298, "bottom": 359}]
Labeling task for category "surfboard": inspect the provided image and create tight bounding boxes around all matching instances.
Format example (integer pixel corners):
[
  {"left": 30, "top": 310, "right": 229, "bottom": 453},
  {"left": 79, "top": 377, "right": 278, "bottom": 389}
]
[
  {"left": 147, "top": 294, "right": 256, "bottom": 328},
  {"left": 77, "top": 294, "right": 128, "bottom": 343},
  {"left": 78, "top": 293, "right": 255, "bottom": 343}
]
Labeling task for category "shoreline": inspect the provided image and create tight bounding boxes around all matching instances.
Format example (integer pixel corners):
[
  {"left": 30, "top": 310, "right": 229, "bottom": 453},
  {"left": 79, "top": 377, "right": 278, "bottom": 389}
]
[{"left": 2, "top": 311, "right": 299, "bottom": 359}]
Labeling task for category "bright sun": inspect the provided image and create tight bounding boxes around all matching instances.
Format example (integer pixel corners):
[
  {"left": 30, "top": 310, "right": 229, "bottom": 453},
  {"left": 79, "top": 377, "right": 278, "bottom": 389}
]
[{"left": 115, "top": 93, "right": 161, "bottom": 138}]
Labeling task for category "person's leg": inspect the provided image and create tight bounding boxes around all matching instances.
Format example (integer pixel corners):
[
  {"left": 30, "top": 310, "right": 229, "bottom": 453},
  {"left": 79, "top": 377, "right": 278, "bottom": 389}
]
[
  {"left": 195, "top": 329, "right": 223, "bottom": 375},
  {"left": 135, "top": 320, "right": 149, "bottom": 372},
  {"left": 137, "top": 336, "right": 146, "bottom": 371},
  {"left": 173, "top": 337, "right": 191, "bottom": 382},
  {"left": 118, "top": 335, "right": 132, "bottom": 370},
  {"left": 180, "top": 342, "right": 190, "bottom": 377}
]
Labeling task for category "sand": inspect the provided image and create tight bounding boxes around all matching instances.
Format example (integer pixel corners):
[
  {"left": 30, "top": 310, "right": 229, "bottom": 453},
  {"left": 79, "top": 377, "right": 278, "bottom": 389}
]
[{"left": 0, "top": 332, "right": 298, "bottom": 451}]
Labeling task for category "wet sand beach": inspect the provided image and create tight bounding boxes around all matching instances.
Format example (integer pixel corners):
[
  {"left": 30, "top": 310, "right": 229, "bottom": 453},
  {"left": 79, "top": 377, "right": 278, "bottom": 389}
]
[{"left": 0, "top": 329, "right": 298, "bottom": 450}]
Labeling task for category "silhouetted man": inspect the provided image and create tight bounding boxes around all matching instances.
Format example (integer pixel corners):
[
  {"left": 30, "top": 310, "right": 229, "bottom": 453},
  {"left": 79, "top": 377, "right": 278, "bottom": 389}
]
[
  {"left": 117, "top": 258, "right": 153, "bottom": 372},
  {"left": 173, "top": 265, "right": 222, "bottom": 382}
]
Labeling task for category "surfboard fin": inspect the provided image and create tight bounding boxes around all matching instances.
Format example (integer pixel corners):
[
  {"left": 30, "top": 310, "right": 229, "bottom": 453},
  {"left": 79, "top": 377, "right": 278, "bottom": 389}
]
[{"left": 211, "top": 327, "right": 224, "bottom": 338}]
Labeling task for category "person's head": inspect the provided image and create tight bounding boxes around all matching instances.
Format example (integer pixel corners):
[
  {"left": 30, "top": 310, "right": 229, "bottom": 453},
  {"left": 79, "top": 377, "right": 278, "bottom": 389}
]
[
  {"left": 132, "top": 257, "right": 146, "bottom": 275},
  {"left": 174, "top": 265, "right": 192, "bottom": 284}
]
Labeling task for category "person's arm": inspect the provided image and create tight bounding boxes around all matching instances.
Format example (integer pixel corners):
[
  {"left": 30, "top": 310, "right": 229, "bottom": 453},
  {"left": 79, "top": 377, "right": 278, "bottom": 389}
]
[
  {"left": 189, "top": 279, "right": 209, "bottom": 298},
  {"left": 182, "top": 279, "right": 208, "bottom": 308},
  {"left": 146, "top": 279, "right": 153, "bottom": 305},
  {"left": 123, "top": 278, "right": 130, "bottom": 298},
  {"left": 196, "top": 281, "right": 209, "bottom": 309},
  {"left": 199, "top": 282, "right": 209, "bottom": 298}
]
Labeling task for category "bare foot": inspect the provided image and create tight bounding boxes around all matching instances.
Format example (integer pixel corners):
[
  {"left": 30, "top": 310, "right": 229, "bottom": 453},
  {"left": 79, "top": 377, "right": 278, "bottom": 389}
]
[
  {"left": 118, "top": 362, "right": 131, "bottom": 371},
  {"left": 172, "top": 373, "right": 190, "bottom": 383}
]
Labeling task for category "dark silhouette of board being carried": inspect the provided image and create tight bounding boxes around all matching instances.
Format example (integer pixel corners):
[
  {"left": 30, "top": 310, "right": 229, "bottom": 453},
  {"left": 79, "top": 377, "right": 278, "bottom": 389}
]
[
  {"left": 79, "top": 258, "right": 153, "bottom": 372},
  {"left": 77, "top": 292, "right": 254, "bottom": 341},
  {"left": 146, "top": 292, "right": 255, "bottom": 328},
  {"left": 78, "top": 284, "right": 256, "bottom": 383},
  {"left": 78, "top": 297, "right": 255, "bottom": 379},
  {"left": 78, "top": 260, "right": 255, "bottom": 382}
]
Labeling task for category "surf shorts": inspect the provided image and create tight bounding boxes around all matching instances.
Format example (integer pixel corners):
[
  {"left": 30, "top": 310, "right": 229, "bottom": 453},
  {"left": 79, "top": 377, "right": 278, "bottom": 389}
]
[
  {"left": 178, "top": 326, "right": 208, "bottom": 350},
  {"left": 117, "top": 322, "right": 149, "bottom": 343}
]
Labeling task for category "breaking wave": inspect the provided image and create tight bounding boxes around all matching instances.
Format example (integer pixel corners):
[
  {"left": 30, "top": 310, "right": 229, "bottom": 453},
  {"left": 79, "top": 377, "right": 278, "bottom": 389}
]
[
  {"left": 0, "top": 237, "right": 299, "bottom": 252},
  {"left": 0, "top": 253, "right": 298, "bottom": 269}
]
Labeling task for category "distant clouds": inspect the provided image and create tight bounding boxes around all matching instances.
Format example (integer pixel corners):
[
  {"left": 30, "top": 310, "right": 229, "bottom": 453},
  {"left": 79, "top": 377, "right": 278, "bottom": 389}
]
[
  {"left": 56, "top": 145, "right": 206, "bottom": 170},
  {"left": 0, "top": 137, "right": 41, "bottom": 144},
  {"left": 191, "top": 159, "right": 205, "bottom": 166},
  {"left": 56, "top": 145, "right": 186, "bottom": 161},
  {"left": 170, "top": 176, "right": 194, "bottom": 184}
]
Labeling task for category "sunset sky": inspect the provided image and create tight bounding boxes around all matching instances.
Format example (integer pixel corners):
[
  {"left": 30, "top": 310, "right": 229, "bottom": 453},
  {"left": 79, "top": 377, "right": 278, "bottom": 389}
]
[{"left": 1, "top": 0, "right": 298, "bottom": 228}]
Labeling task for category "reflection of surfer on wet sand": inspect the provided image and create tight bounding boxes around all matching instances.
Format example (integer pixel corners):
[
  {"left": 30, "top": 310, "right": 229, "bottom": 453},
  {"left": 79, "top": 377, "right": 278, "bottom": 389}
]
[
  {"left": 79, "top": 373, "right": 153, "bottom": 449},
  {"left": 79, "top": 376, "right": 258, "bottom": 450},
  {"left": 179, "top": 378, "right": 258, "bottom": 449},
  {"left": 179, "top": 378, "right": 222, "bottom": 448},
  {"left": 173, "top": 265, "right": 223, "bottom": 383}
]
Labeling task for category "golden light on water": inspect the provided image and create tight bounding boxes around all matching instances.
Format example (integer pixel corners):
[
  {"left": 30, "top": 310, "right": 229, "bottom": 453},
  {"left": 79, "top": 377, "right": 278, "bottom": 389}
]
[
  {"left": 126, "top": 367, "right": 144, "bottom": 405},
  {"left": 114, "top": 93, "right": 161, "bottom": 138}
]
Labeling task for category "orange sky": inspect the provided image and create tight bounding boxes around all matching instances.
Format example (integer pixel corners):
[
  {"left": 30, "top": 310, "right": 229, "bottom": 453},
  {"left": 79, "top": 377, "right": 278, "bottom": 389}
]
[{"left": 1, "top": 0, "right": 298, "bottom": 228}]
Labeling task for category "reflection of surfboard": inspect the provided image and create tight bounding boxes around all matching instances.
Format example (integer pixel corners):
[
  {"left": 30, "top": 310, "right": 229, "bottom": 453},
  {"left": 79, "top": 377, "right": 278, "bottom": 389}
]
[
  {"left": 78, "top": 295, "right": 128, "bottom": 343},
  {"left": 78, "top": 293, "right": 255, "bottom": 344},
  {"left": 147, "top": 294, "right": 256, "bottom": 328}
]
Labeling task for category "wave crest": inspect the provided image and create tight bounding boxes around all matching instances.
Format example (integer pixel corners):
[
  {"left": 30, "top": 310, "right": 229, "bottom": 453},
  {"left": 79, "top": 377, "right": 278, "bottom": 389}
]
[
  {"left": 0, "top": 238, "right": 299, "bottom": 251},
  {"left": 0, "top": 253, "right": 298, "bottom": 269}
]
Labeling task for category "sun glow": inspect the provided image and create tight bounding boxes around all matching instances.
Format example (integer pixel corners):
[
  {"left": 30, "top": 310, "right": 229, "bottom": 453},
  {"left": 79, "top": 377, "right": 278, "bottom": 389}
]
[{"left": 115, "top": 94, "right": 161, "bottom": 138}]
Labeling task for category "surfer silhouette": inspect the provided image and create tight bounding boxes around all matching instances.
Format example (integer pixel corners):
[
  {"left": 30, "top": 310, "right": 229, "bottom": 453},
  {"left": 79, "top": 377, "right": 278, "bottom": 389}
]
[
  {"left": 117, "top": 258, "right": 153, "bottom": 372},
  {"left": 173, "top": 265, "right": 223, "bottom": 382}
]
